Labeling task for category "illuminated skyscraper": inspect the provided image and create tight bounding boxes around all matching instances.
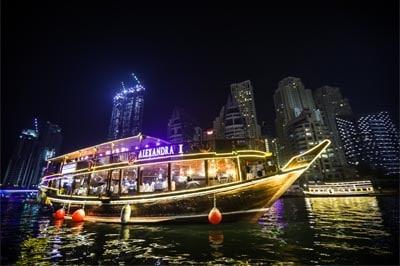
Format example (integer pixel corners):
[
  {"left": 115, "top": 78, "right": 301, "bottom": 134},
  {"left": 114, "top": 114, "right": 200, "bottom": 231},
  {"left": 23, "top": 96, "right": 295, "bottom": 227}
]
[
  {"left": 108, "top": 73, "right": 145, "bottom": 140},
  {"left": 214, "top": 93, "right": 247, "bottom": 140},
  {"left": 274, "top": 77, "right": 315, "bottom": 138},
  {"left": 335, "top": 116, "right": 361, "bottom": 166},
  {"left": 3, "top": 120, "right": 62, "bottom": 188},
  {"left": 357, "top": 111, "right": 400, "bottom": 175},
  {"left": 230, "top": 80, "right": 260, "bottom": 139},
  {"left": 314, "top": 86, "right": 354, "bottom": 166},
  {"left": 274, "top": 77, "right": 343, "bottom": 181}
]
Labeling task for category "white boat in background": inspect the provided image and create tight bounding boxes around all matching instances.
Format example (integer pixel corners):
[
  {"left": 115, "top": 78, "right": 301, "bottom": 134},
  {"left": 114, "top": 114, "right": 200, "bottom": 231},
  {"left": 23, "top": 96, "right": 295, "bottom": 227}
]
[{"left": 303, "top": 180, "right": 375, "bottom": 197}]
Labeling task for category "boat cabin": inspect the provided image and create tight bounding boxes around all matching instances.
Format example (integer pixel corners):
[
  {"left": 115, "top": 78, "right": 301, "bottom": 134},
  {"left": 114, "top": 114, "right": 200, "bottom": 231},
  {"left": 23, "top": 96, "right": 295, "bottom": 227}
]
[{"left": 41, "top": 134, "right": 276, "bottom": 198}]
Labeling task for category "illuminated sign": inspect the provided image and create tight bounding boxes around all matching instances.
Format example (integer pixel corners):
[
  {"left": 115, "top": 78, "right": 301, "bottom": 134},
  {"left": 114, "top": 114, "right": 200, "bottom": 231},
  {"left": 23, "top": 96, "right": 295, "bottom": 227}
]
[
  {"left": 138, "top": 144, "right": 184, "bottom": 159},
  {"left": 61, "top": 162, "right": 77, "bottom": 174}
]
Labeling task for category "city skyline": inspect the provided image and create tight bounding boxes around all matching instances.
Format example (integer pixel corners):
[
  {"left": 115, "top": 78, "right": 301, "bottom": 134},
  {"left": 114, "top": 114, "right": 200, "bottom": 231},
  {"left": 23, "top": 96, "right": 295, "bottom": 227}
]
[{"left": 2, "top": 2, "right": 398, "bottom": 176}]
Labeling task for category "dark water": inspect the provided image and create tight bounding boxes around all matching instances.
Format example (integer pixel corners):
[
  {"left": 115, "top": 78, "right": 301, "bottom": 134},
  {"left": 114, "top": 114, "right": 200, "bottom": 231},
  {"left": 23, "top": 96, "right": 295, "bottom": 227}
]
[{"left": 1, "top": 196, "right": 398, "bottom": 265}]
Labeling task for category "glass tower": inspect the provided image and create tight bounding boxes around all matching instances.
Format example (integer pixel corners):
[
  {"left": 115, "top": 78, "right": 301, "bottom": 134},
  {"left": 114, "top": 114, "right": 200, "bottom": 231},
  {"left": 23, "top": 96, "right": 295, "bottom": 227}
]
[
  {"left": 357, "top": 111, "right": 400, "bottom": 175},
  {"left": 108, "top": 74, "right": 145, "bottom": 140},
  {"left": 230, "top": 80, "right": 260, "bottom": 139},
  {"left": 3, "top": 120, "right": 62, "bottom": 188}
]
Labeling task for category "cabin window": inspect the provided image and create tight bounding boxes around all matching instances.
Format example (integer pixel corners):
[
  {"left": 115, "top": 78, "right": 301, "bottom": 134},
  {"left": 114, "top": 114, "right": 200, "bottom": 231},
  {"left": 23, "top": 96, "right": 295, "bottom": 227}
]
[
  {"left": 241, "top": 159, "right": 265, "bottom": 180},
  {"left": 89, "top": 170, "right": 108, "bottom": 196},
  {"left": 59, "top": 175, "right": 74, "bottom": 195},
  {"left": 171, "top": 160, "right": 206, "bottom": 191},
  {"left": 50, "top": 179, "right": 60, "bottom": 189},
  {"left": 109, "top": 170, "right": 120, "bottom": 195},
  {"left": 207, "top": 159, "right": 238, "bottom": 185},
  {"left": 121, "top": 167, "right": 138, "bottom": 195},
  {"left": 71, "top": 174, "right": 90, "bottom": 196},
  {"left": 96, "top": 156, "right": 110, "bottom": 166},
  {"left": 139, "top": 163, "right": 168, "bottom": 193}
]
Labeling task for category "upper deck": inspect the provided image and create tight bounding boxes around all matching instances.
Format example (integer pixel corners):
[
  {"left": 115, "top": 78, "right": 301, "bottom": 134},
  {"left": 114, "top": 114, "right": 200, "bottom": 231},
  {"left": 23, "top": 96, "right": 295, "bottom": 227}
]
[
  {"left": 41, "top": 134, "right": 274, "bottom": 198},
  {"left": 43, "top": 133, "right": 273, "bottom": 179}
]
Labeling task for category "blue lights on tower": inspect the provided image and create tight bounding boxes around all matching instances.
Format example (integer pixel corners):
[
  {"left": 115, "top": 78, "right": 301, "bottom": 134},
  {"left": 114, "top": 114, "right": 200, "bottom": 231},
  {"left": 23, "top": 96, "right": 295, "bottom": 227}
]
[{"left": 108, "top": 73, "right": 146, "bottom": 140}]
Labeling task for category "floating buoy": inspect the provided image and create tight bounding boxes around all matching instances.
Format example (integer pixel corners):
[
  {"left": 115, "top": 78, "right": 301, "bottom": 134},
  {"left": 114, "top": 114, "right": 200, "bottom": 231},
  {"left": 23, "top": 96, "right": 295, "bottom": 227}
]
[
  {"left": 208, "top": 194, "right": 222, "bottom": 224},
  {"left": 120, "top": 204, "right": 131, "bottom": 224},
  {"left": 72, "top": 209, "right": 85, "bottom": 222},
  {"left": 53, "top": 208, "right": 65, "bottom": 220},
  {"left": 208, "top": 207, "right": 222, "bottom": 224}
]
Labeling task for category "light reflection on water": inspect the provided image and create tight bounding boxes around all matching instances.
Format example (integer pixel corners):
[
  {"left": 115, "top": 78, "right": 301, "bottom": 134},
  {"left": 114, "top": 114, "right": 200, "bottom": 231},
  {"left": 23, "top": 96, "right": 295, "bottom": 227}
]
[{"left": 1, "top": 196, "right": 398, "bottom": 265}]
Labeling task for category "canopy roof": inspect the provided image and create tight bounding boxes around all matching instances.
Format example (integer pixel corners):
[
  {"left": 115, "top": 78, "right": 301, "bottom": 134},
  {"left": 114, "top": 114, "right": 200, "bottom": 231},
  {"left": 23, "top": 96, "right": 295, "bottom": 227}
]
[{"left": 49, "top": 133, "right": 170, "bottom": 162}]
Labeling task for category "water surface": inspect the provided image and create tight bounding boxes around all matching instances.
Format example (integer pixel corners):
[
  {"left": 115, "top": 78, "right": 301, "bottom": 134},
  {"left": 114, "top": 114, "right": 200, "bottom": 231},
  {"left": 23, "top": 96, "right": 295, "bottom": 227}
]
[{"left": 1, "top": 196, "right": 398, "bottom": 265}]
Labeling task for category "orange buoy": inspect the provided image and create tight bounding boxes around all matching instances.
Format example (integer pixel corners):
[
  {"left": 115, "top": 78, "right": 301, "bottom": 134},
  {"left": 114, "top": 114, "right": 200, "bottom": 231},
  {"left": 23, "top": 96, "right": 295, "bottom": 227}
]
[
  {"left": 71, "top": 209, "right": 85, "bottom": 222},
  {"left": 208, "top": 207, "right": 222, "bottom": 224},
  {"left": 208, "top": 194, "right": 222, "bottom": 224},
  {"left": 53, "top": 208, "right": 65, "bottom": 220}
]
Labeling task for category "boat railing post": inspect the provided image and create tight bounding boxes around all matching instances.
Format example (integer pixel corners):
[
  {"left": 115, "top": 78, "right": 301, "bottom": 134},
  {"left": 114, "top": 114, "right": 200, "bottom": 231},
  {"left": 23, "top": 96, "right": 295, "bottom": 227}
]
[
  {"left": 118, "top": 169, "right": 122, "bottom": 196},
  {"left": 167, "top": 163, "right": 172, "bottom": 191},
  {"left": 205, "top": 160, "right": 209, "bottom": 186},
  {"left": 236, "top": 157, "right": 242, "bottom": 182},
  {"left": 67, "top": 202, "right": 71, "bottom": 215}
]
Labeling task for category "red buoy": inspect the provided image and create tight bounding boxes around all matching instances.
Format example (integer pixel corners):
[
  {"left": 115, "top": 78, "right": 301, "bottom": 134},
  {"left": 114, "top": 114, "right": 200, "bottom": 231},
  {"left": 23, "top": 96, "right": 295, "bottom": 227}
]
[
  {"left": 53, "top": 208, "right": 65, "bottom": 220},
  {"left": 71, "top": 209, "right": 85, "bottom": 222},
  {"left": 208, "top": 207, "right": 222, "bottom": 224}
]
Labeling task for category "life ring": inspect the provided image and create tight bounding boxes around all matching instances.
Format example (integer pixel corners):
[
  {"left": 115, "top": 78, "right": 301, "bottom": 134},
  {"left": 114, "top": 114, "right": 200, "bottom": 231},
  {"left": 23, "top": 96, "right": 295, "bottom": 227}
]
[{"left": 128, "top": 153, "right": 136, "bottom": 165}]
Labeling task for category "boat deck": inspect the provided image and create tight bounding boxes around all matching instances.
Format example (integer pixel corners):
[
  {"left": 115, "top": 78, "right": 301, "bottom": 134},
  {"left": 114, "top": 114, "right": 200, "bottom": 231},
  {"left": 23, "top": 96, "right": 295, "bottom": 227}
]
[{"left": 64, "top": 215, "right": 173, "bottom": 224}]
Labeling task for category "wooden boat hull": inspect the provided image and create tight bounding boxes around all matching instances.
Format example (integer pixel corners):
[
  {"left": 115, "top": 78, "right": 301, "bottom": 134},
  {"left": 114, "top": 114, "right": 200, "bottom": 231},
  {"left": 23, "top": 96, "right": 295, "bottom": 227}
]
[
  {"left": 41, "top": 140, "right": 331, "bottom": 223},
  {"left": 46, "top": 169, "right": 304, "bottom": 223}
]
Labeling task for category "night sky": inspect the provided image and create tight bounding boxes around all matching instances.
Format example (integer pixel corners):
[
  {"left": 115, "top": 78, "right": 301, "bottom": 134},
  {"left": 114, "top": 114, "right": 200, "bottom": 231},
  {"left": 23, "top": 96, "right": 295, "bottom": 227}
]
[{"left": 2, "top": 2, "right": 398, "bottom": 176}]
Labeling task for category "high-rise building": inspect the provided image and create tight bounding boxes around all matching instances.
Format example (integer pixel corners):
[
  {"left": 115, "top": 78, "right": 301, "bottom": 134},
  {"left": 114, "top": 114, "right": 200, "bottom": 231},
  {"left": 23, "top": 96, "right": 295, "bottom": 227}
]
[
  {"left": 313, "top": 86, "right": 354, "bottom": 166},
  {"left": 273, "top": 77, "right": 316, "bottom": 139},
  {"left": 214, "top": 93, "right": 247, "bottom": 140},
  {"left": 335, "top": 117, "right": 362, "bottom": 166},
  {"left": 357, "top": 111, "right": 400, "bottom": 175},
  {"left": 4, "top": 129, "right": 40, "bottom": 188},
  {"left": 3, "top": 120, "right": 62, "bottom": 188},
  {"left": 167, "top": 107, "right": 200, "bottom": 144},
  {"left": 273, "top": 77, "right": 343, "bottom": 181},
  {"left": 108, "top": 73, "right": 145, "bottom": 140},
  {"left": 230, "top": 80, "right": 261, "bottom": 139},
  {"left": 223, "top": 94, "right": 248, "bottom": 139}
]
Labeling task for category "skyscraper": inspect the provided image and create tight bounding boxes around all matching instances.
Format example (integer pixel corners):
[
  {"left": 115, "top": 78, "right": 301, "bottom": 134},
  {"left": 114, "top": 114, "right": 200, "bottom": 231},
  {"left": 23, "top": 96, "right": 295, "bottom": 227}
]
[
  {"left": 167, "top": 107, "right": 200, "bottom": 144},
  {"left": 3, "top": 120, "right": 62, "bottom": 188},
  {"left": 357, "top": 111, "right": 400, "bottom": 175},
  {"left": 3, "top": 128, "right": 40, "bottom": 188},
  {"left": 273, "top": 77, "right": 343, "bottom": 181},
  {"left": 230, "top": 80, "right": 260, "bottom": 139},
  {"left": 313, "top": 86, "right": 354, "bottom": 166},
  {"left": 108, "top": 73, "right": 145, "bottom": 140},
  {"left": 336, "top": 117, "right": 361, "bottom": 166},
  {"left": 214, "top": 93, "right": 247, "bottom": 140},
  {"left": 274, "top": 77, "right": 315, "bottom": 138}
]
